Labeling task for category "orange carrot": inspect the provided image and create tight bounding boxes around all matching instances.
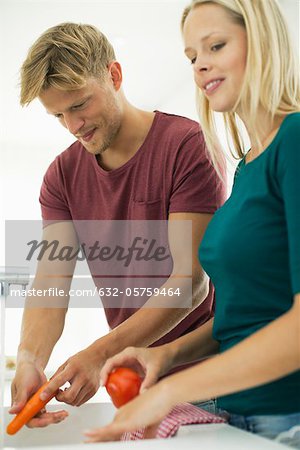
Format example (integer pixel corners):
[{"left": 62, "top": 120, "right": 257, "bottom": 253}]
[{"left": 6, "top": 380, "right": 58, "bottom": 435}]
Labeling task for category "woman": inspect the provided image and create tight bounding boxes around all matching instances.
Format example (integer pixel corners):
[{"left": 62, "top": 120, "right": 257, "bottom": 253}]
[{"left": 84, "top": 0, "right": 300, "bottom": 445}]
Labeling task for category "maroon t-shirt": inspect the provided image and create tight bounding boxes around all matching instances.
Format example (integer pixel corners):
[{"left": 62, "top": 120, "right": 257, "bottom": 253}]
[{"left": 40, "top": 111, "right": 226, "bottom": 346}]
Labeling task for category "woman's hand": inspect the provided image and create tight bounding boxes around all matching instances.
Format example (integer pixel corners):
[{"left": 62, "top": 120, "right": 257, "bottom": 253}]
[
  {"left": 84, "top": 380, "right": 175, "bottom": 442},
  {"left": 100, "top": 345, "right": 176, "bottom": 393}
]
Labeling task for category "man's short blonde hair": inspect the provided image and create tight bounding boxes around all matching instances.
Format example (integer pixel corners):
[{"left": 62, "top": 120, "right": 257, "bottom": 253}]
[{"left": 20, "top": 22, "right": 116, "bottom": 106}]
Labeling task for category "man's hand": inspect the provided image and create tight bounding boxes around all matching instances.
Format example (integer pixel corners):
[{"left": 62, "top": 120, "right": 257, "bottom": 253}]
[
  {"left": 40, "top": 347, "right": 103, "bottom": 406},
  {"left": 10, "top": 362, "right": 68, "bottom": 428}
]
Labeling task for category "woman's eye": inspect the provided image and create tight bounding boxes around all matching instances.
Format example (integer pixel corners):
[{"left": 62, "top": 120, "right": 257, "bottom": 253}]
[{"left": 211, "top": 43, "right": 225, "bottom": 52}]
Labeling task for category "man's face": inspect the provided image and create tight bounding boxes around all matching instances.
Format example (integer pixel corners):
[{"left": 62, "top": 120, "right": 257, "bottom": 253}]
[{"left": 39, "top": 77, "right": 122, "bottom": 155}]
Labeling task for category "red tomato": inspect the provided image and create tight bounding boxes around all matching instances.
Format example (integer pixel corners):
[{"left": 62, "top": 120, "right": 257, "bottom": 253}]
[{"left": 105, "top": 367, "right": 142, "bottom": 408}]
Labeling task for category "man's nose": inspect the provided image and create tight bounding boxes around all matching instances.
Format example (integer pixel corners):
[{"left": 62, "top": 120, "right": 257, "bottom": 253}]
[{"left": 63, "top": 113, "right": 85, "bottom": 135}]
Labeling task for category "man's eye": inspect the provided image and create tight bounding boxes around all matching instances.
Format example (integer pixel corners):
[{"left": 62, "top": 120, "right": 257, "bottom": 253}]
[
  {"left": 54, "top": 113, "right": 63, "bottom": 119},
  {"left": 190, "top": 57, "right": 196, "bottom": 65},
  {"left": 211, "top": 43, "right": 225, "bottom": 52},
  {"left": 73, "top": 102, "right": 85, "bottom": 110}
]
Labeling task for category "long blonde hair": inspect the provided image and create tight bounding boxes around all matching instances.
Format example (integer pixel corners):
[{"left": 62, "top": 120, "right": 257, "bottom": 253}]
[
  {"left": 20, "top": 23, "right": 116, "bottom": 106},
  {"left": 181, "top": 0, "right": 300, "bottom": 172}
]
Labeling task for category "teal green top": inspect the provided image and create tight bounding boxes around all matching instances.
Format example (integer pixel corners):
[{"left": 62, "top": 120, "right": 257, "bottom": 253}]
[{"left": 199, "top": 113, "right": 300, "bottom": 415}]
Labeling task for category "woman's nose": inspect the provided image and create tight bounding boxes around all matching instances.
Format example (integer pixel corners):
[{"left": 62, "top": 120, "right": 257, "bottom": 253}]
[{"left": 193, "top": 53, "right": 212, "bottom": 73}]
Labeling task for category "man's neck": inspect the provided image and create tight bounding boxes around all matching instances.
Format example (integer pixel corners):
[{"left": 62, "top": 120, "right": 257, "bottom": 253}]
[{"left": 97, "top": 105, "right": 155, "bottom": 171}]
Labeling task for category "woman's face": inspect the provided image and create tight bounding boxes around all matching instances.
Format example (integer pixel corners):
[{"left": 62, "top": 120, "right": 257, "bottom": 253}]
[{"left": 182, "top": 3, "right": 248, "bottom": 113}]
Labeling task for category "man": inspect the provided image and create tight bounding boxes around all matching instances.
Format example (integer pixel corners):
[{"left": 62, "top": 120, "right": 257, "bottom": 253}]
[{"left": 10, "top": 22, "right": 225, "bottom": 427}]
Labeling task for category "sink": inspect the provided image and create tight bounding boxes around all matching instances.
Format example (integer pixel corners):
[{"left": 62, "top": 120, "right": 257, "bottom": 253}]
[{"left": 4, "top": 402, "right": 116, "bottom": 448}]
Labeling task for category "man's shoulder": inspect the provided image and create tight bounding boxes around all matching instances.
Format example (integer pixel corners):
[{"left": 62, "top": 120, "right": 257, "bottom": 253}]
[
  {"left": 57, "top": 140, "right": 86, "bottom": 161},
  {"left": 155, "top": 111, "right": 201, "bottom": 138},
  {"left": 45, "top": 140, "right": 88, "bottom": 177},
  {"left": 152, "top": 111, "right": 206, "bottom": 157}
]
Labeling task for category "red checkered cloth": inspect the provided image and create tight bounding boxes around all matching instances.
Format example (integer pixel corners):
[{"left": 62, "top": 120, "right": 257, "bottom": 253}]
[{"left": 121, "top": 402, "right": 226, "bottom": 440}]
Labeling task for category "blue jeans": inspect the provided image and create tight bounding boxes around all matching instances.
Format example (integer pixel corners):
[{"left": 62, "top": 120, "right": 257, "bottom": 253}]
[{"left": 195, "top": 400, "right": 300, "bottom": 449}]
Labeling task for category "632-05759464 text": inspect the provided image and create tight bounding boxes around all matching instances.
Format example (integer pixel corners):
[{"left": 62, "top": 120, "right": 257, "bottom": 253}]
[{"left": 9, "top": 286, "right": 182, "bottom": 298}]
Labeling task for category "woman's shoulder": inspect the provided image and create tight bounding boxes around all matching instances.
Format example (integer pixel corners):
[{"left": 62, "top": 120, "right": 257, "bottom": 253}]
[
  {"left": 273, "top": 113, "right": 300, "bottom": 157},
  {"left": 278, "top": 112, "right": 300, "bottom": 137},
  {"left": 275, "top": 112, "right": 300, "bottom": 174}
]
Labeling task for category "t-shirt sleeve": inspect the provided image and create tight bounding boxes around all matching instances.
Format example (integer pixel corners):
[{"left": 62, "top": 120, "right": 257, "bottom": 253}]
[
  {"left": 39, "top": 157, "right": 72, "bottom": 221},
  {"left": 278, "top": 118, "right": 300, "bottom": 295},
  {"left": 169, "top": 131, "right": 227, "bottom": 214}
]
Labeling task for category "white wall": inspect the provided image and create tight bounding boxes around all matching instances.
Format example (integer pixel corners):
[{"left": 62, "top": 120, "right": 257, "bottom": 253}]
[{"left": 1, "top": 0, "right": 299, "bottom": 372}]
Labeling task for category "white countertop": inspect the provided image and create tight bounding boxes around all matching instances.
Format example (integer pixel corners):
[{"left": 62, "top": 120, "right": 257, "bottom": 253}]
[
  {"left": 3, "top": 423, "right": 289, "bottom": 450},
  {"left": 2, "top": 380, "right": 289, "bottom": 450}
]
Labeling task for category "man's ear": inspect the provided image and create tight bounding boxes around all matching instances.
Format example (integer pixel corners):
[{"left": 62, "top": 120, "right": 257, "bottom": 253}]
[{"left": 108, "top": 61, "right": 122, "bottom": 91}]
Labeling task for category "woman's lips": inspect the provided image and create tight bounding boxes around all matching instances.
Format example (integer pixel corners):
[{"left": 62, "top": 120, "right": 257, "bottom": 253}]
[{"left": 204, "top": 79, "right": 224, "bottom": 95}]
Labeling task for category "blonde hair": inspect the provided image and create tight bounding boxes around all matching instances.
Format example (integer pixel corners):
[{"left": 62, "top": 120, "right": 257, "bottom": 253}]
[
  {"left": 181, "top": 0, "right": 300, "bottom": 170},
  {"left": 20, "top": 23, "right": 116, "bottom": 106}
]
